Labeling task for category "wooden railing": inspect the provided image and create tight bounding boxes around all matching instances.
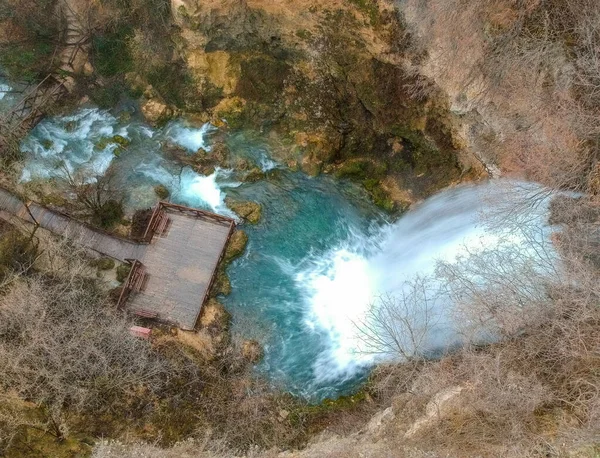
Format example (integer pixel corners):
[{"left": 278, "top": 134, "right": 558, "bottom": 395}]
[
  {"left": 116, "top": 259, "right": 145, "bottom": 309},
  {"left": 141, "top": 201, "right": 235, "bottom": 243},
  {"left": 193, "top": 219, "right": 236, "bottom": 329}
]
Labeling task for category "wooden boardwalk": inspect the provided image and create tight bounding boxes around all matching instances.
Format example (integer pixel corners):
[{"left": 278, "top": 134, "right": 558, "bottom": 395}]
[
  {"left": 0, "top": 188, "right": 145, "bottom": 261},
  {"left": 0, "top": 188, "right": 235, "bottom": 330}
]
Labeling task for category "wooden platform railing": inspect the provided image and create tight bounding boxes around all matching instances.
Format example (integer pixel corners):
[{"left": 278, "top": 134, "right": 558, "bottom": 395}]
[
  {"left": 116, "top": 259, "right": 145, "bottom": 309},
  {"left": 192, "top": 219, "right": 236, "bottom": 329},
  {"left": 141, "top": 201, "right": 235, "bottom": 242}
]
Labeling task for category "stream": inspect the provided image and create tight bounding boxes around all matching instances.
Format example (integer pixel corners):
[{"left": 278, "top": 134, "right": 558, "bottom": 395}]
[{"left": 6, "top": 95, "right": 558, "bottom": 400}]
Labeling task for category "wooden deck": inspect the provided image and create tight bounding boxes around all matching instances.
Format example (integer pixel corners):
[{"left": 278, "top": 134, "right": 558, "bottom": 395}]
[
  {"left": 126, "top": 206, "right": 234, "bottom": 330},
  {"left": 0, "top": 188, "right": 235, "bottom": 330}
]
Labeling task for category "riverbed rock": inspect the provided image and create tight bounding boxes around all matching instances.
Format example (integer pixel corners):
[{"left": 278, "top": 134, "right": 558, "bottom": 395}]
[
  {"left": 223, "top": 230, "right": 248, "bottom": 263},
  {"left": 154, "top": 185, "right": 170, "bottom": 200},
  {"left": 225, "top": 198, "right": 262, "bottom": 224},
  {"left": 141, "top": 98, "right": 176, "bottom": 125}
]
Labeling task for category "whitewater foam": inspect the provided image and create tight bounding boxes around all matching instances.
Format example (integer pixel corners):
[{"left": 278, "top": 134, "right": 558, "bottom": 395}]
[
  {"left": 165, "top": 121, "right": 216, "bottom": 152},
  {"left": 20, "top": 108, "right": 120, "bottom": 181},
  {"left": 298, "top": 181, "right": 556, "bottom": 383}
]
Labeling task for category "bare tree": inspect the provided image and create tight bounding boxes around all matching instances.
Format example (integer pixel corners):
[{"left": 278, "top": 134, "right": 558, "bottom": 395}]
[
  {"left": 59, "top": 164, "right": 125, "bottom": 228},
  {"left": 0, "top": 237, "right": 170, "bottom": 447},
  {"left": 355, "top": 277, "right": 441, "bottom": 361}
]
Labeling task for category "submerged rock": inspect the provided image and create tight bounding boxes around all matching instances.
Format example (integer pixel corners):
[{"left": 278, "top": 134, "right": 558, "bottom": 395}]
[{"left": 224, "top": 230, "right": 248, "bottom": 263}]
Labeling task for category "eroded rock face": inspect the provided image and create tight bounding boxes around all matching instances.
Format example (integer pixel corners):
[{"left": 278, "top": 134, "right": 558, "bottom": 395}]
[{"left": 160, "top": 0, "right": 473, "bottom": 208}]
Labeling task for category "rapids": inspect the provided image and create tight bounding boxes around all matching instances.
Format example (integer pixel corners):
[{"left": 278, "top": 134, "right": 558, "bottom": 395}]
[{"left": 14, "top": 105, "right": 557, "bottom": 399}]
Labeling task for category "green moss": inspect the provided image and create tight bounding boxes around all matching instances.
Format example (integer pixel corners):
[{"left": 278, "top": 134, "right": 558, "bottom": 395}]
[
  {"left": 335, "top": 160, "right": 369, "bottom": 179},
  {"left": 93, "top": 257, "right": 115, "bottom": 271},
  {"left": 288, "top": 390, "right": 368, "bottom": 427},
  {"left": 225, "top": 200, "right": 262, "bottom": 224},
  {"left": 93, "top": 28, "right": 134, "bottom": 78},
  {"left": 223, "top": 230, "right": 249, "bottom": 263},
  {"left": 363, "top": 179, "right": 396, "bottom": 212},
  {"left": 154, "top": 185, "right": 170, "bottom": 200},
  {"left": 116, "top": 264, "right": 131, "bottom": 283},
  {"left": 91, "top": 200, "right": 124, "bottom": 230},
  {"left": 96, "top": 135, "right": 131, "bottom": 156},
  {"left": 296, "top": 29, "right": 312, "bottom": 40},
  {"left": 347, "top": 0, "right": 380, "bottom": 25}
]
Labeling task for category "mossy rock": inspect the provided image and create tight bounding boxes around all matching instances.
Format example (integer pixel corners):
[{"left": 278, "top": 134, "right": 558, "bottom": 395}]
[
  {"left": 116, "top": 264, "right": 131, "bottom": 283},
  {"left": 212, "top": 267, "right": 232, "bottom": 296},
  {"left": 96, "top": 135, "right": 131, "bottom": 151},
  {"left": 199, "top": 298, "right": 231, "bottom": 333},
  {"left": 154, "top": 185, "right": 170, "bottom": 200},
  {"left": 224, "top": 230, "right": 248, "bottom": 263},
  {"left": 363, "top": 179, "right": 396, "bottom": 212},
  {"left": 225, "top": 199, "right": 262, "bottom": 224},
  {"left": 244, "top": 167, "right": 266, "bottom": 182}
]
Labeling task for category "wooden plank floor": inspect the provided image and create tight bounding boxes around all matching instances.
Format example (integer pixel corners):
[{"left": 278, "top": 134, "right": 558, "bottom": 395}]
[
  {"left": 0, "top": 188, "right": 145, "bottom": 261},
  {"left": 127, "top": 209, "right": 232, "bottom": 330},
  {"left": 0, "top": 188, "right": 234, "bottom": 330}
]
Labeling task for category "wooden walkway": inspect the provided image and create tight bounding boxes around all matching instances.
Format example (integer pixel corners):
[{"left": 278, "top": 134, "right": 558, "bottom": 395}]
[
  {"left": 0, "top": 188, "right": 145, "bottom": 261},
  {"left": 0, "top": 188, "right": 235, "bottom": 330}
]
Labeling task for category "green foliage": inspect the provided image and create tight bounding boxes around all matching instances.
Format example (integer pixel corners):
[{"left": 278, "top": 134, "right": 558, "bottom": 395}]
[
  {"left": 116, "top": 264, "right": 131, "bottom": 283},
  {"left": 91, "top": 199, "right": 124, "bottom": 230},
  {"left": 336, "top": 159, "right": 388, "bottom": 180},
  {"left": 0, "top": 231, "right": 37, "bottom": 279},
  {"left": 363, "top": 179, "right": 396, "bottom": 212},
  {"left": 93, "top": 257, "right": 116, "bottom": 271},
  {"left": 0, "top": 42, "right": 54, "bottom": 82},
  {"left": 92, "top": 27, "right": 134, "bottom": 78}
]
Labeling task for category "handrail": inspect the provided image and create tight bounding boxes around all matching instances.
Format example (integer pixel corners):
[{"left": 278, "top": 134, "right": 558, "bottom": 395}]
[
  {"left": 116, "top": 259, "right": 143, "bottom": 309},
  {"left": 193, "top": 220, "right": 236, "bottom": 329},
  {"left": 161, "top": 201, "right": 236, "bottom": 225}
]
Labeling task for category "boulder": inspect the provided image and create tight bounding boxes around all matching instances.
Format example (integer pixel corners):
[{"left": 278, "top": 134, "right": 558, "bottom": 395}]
[{"left": 225, "top": 198, "right": 262, "bottom": 224}]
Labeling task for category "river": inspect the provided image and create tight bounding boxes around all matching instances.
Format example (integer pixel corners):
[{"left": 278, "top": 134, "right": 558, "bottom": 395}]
[{"left": 6, "top": 95, "right": 558, "bottom": 400}]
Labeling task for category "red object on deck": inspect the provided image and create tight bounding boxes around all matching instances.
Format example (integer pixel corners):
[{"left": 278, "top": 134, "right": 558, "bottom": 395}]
[{"left": 129, "top": 326, "right": 152, "bottom": 339}]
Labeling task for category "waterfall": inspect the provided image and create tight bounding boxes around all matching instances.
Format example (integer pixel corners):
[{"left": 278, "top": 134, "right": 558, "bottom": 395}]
[{"left": 297, "top": 180, "right": 557, "bottom": 384}]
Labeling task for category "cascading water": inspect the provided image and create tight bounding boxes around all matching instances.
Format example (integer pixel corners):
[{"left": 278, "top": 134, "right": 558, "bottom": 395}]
[
  {"left": 19, "top": 107, "right": 237, "bottom": 215},
  {"left": 16, "top": 103, "right": 558, "bottom": 400}
]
